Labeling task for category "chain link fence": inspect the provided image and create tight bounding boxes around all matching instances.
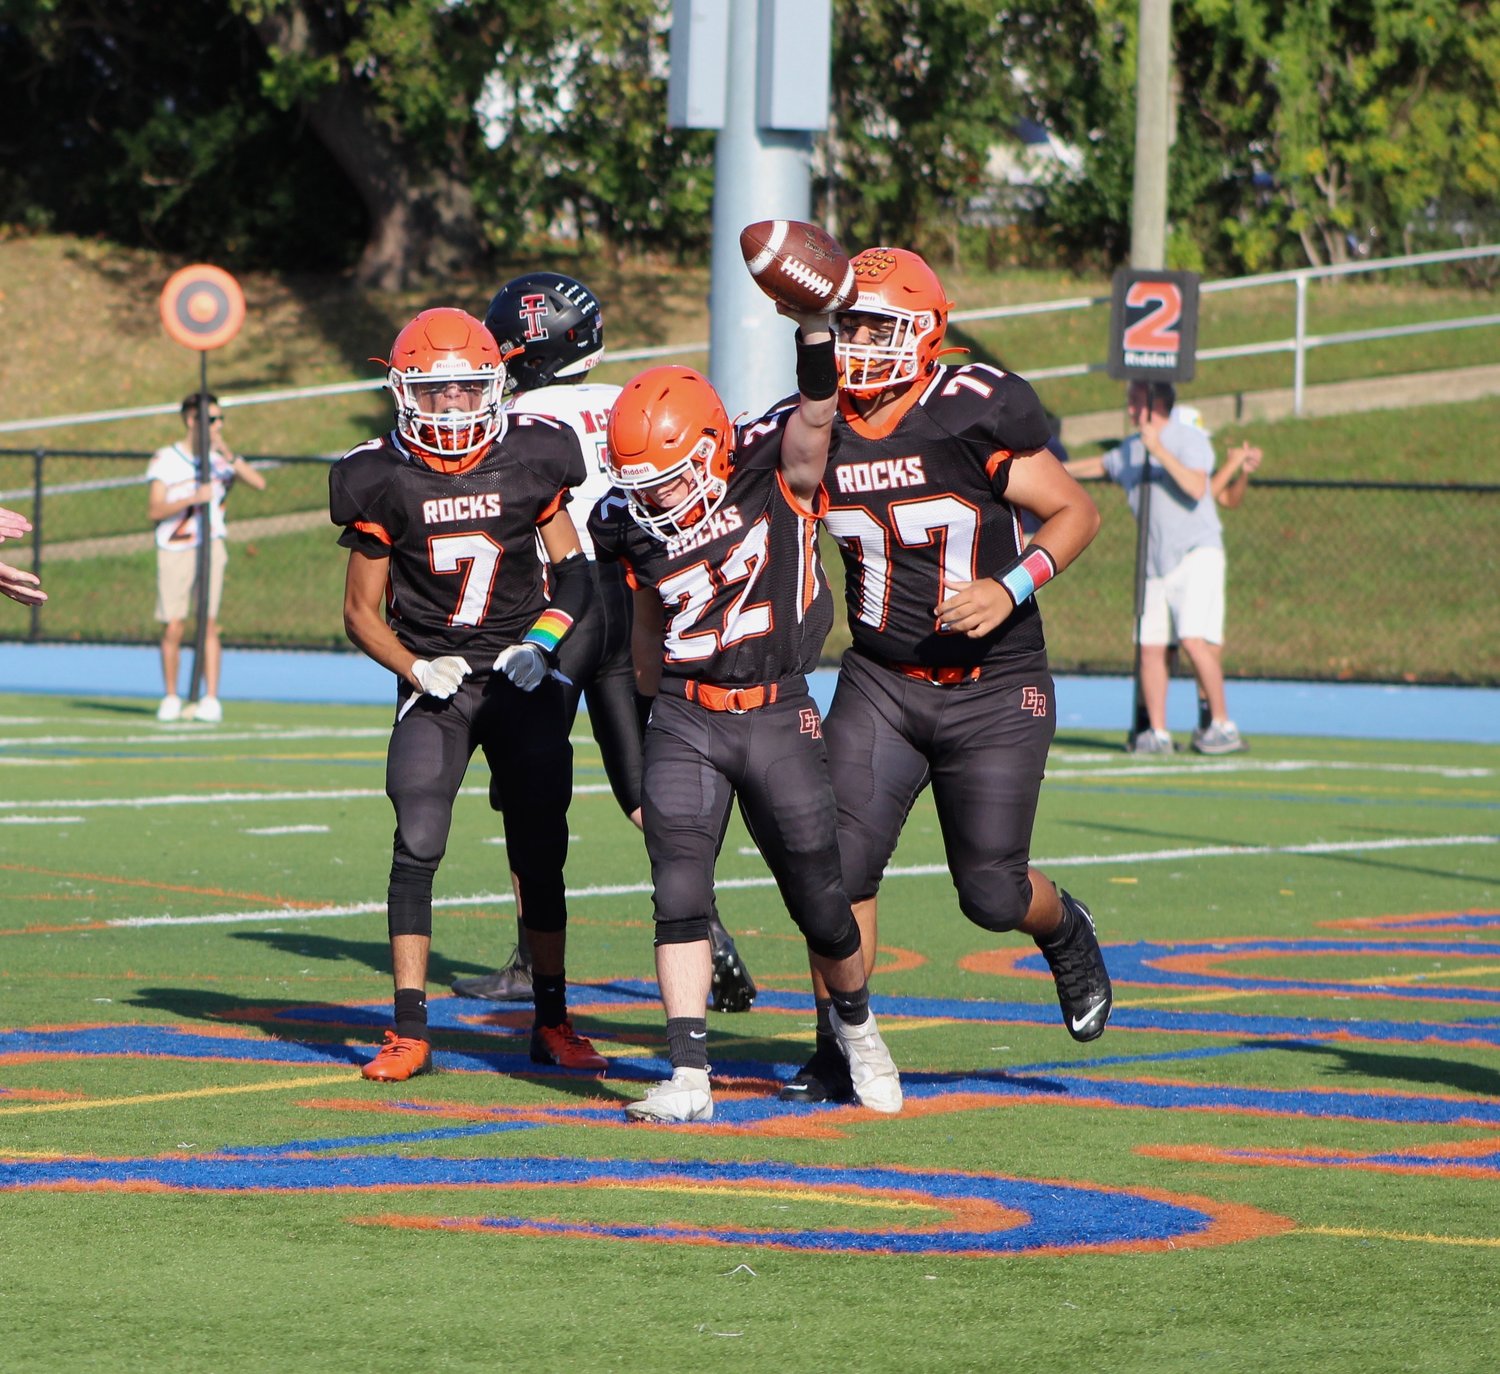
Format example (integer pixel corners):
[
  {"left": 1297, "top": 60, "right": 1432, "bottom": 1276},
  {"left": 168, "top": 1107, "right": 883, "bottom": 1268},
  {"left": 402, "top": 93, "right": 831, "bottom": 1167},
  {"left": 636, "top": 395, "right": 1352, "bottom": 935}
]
[{"left": 2, "top": 449, "right": 1496, "bottom": 686}]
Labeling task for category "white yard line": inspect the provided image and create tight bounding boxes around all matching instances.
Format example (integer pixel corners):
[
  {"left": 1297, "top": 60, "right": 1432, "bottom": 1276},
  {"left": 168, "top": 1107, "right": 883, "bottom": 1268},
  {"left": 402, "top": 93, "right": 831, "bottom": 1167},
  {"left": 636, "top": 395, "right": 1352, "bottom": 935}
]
[
  {"left": 3, "top": 751, "right": 1491, "bottom": 812},
  {"left": 88, "top": 833, "right": 1497, "bottom": 930},
  {"left": 0, "top": 783, "right": 618, "bottom": 812},
  {"left": 242, "top": 824, "right": 331, "bottom": 836}
]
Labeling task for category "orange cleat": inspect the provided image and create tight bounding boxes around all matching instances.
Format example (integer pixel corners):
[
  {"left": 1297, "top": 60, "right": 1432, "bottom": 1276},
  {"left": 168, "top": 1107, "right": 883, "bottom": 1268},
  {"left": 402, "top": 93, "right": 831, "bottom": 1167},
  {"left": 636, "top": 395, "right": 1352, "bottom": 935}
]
[
  {"left": 361, "top": 1030, "right": 432, "bottom": 1082},
  {"left": 530, "top": 1019, "right": 607, "bottom": 1072}
]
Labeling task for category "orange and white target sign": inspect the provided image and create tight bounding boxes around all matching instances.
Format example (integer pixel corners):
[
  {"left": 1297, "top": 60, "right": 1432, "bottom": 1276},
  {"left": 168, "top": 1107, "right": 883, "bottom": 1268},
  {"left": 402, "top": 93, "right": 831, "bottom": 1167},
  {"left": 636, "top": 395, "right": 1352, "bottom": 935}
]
[{"left": 159, "top": 265, "right": 246, "bottom": 351}]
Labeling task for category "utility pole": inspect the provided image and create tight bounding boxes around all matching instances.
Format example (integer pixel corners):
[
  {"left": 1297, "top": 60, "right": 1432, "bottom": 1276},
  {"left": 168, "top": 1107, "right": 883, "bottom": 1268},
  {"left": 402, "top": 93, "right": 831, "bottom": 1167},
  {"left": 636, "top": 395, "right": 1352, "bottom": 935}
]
[
  {"left": 1126, "top": 0, "right": 1172, "bottom": 746},
  {"left": 667, "top": 0, "right": 832, "bottom": 419},
  {"left": 1130, "top": 0, "right": 1173, "bottom": 270}
]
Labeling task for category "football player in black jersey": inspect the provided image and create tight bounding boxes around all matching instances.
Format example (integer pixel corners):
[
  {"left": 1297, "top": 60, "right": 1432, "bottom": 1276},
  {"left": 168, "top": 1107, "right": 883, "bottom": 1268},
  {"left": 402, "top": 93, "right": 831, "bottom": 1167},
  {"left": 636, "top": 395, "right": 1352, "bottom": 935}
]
[
  {"left": 329, "top": 307, "right": 603, "bottom": 1083},
  {"left": 781, "top": 248, "right": 1113, "bottom": 1104},
  {"left": 449, "top": 273, "right": 759, "bottom": 1013},
  {"left": 591, "top": 316, "right": 901, "bottom": 1123}
]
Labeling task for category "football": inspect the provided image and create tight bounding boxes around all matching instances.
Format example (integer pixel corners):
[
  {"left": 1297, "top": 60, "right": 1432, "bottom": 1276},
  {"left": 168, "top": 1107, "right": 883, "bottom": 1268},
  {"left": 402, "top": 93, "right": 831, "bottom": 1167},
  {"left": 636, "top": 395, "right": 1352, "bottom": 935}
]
[{"left": 739, "top": 219, "right": 858, "bottom": 314}]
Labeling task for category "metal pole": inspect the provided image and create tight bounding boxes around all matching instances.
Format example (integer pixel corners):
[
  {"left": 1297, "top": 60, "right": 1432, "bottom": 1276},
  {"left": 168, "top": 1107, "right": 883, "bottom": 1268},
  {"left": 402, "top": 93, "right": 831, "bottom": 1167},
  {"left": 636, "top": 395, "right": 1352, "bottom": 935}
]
[
  {"left": 706, "top": 0, "right": 815, "bottom": 419},
  {"left": 1127, "top": 0, "right": 1171, "bottom": 744},
  {"left": 1127, "top": 405, "right": 1154, "bottom": 748},
  {"left": 1293, "top": 273, "right": 1308, "bottom": 416},
  {"left": 187, "top": 356, "right": 212, "bottom": 706},
  {"left": 29, "top": 448, "right": 44, "bottom": 642},
  {"left": 1130, "top": 0, "right": 1173, "bottom": 270}
]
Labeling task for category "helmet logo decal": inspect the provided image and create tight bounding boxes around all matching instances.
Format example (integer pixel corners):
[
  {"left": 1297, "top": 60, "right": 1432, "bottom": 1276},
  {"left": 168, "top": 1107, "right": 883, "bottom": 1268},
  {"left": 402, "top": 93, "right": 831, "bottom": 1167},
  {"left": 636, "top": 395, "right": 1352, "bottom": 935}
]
[{"left": 519, "top": 294, "right": 550, "bottom": 342}]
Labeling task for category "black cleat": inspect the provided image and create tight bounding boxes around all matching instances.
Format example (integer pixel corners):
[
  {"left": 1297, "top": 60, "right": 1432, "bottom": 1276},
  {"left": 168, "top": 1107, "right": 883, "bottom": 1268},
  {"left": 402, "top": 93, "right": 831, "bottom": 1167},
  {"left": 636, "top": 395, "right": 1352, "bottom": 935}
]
[
  {"left": 451, "top": 948, "right": 534, "bottom": 1001},
  {"left": 1039, "top": 891, "right": 1113, "bottom": 1042},
  {"left": 778, "top": 1036, "right": 857, "bottom": 1103},
  {"left": 708, "top": 919, "right": 757, "bottom": 1013}
]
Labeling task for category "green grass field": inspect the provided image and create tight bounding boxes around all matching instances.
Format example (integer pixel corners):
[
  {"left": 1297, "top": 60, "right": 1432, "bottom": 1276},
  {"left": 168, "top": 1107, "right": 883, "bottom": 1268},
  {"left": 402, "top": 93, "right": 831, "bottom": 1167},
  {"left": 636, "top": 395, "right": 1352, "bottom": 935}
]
[{"left": 1, "top": 693, "right": 1496, "bottom": 1372}]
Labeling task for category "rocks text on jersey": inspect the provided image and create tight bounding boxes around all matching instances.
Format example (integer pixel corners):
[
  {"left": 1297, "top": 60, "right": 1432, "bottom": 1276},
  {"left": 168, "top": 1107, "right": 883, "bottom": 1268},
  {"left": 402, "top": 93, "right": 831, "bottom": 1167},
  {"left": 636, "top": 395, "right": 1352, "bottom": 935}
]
[
  {"left": 666, "top": 504, "right": 744, "bottom": 556},
  {"left": 421, "top": 493, "right": 503, "bottom": 525},
  {"left": 834, "top": 456, "right": 927, "bottom": 494}
]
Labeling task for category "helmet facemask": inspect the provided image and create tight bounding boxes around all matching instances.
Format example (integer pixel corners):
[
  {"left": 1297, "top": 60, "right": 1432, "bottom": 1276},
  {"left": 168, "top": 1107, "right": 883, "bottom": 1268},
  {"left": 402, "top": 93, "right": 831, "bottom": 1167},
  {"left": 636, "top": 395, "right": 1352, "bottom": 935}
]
[
  {"left": 390, "top": 362, "right": 504, "bottom": 460},
  {"left": 834, "top": 303, "right": 942, "bottom": 393},
  {"left": 614, "top": 432, "right": 729, "bottom": 542}
]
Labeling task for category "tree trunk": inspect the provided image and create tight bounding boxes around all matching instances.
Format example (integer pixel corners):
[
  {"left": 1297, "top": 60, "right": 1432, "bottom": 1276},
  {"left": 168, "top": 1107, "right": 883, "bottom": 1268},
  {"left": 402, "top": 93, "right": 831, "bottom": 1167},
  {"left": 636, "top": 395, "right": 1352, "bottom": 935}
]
[{"left": 249, "top": 7, "right": 484, "bottom": 290}]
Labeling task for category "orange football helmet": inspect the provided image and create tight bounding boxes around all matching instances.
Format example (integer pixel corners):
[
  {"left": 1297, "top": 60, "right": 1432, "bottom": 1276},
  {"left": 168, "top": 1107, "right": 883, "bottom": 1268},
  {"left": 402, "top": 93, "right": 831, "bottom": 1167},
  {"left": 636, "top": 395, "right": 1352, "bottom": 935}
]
[
  {"left": 833, "top": 248, "right": 953, "bottom": 393},
  {"left": 386, "top": 308, "right": 504, "bottom": 470},
  {"left": 606, "top": 366, "right": 734, "bottom": 541}
]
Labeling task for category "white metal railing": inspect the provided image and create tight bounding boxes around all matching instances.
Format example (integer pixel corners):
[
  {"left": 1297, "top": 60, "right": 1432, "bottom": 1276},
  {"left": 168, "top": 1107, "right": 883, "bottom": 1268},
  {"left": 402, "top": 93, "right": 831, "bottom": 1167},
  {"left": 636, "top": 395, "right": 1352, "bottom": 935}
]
[
  {"left": 1, "top": 244, "right": 1495, "bottom": 437},
  {"left": 951, "top": 242, "right": 1500, "bottom": 415}
]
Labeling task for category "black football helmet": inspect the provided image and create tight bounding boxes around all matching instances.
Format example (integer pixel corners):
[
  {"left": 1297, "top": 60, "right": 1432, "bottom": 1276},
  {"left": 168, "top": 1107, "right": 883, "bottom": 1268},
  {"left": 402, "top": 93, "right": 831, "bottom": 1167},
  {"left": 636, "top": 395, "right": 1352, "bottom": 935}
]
[{"left": 482, "top": 272, "right": 604, "bottom": 396}]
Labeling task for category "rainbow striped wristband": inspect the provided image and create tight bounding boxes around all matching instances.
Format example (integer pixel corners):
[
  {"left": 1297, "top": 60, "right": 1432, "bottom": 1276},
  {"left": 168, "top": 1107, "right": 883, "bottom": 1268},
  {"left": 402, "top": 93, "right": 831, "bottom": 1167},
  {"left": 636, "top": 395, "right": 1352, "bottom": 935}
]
[
  {"left": 997, "top": 547, "right": 1057, "bottom": 607},
  {"left": 522, "top": 609, "right": 575, "bottom": 656}
]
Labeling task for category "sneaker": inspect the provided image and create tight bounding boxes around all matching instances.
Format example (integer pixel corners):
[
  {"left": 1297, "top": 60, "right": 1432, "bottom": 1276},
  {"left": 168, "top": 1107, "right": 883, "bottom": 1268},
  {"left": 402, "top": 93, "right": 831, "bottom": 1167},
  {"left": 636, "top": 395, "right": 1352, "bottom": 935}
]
[
  {"left": 830, "top": 1008, "right": 903, "bottom": 1113},
  {"left": 156, "top": 694, "right": 182, "bottom": 723},
  {"left": 708, "top": 919, "right": 757, "bottom": 1013},
  {"left": 624, "top": 1066, "right": 713, "bottom": 1123},
  {"left": 1039, "top": 892, "right": 1113, "bottom": 1042},
  {"left": 530, "top": 1019, "right": 607, "bottom": 1071},
  {"left": 777, "top": 1036, "right": 856, "bottom": 1104},
  {"left": 451, "top": 948, "right": 533, "bottom": 1001},
  {"left": 193, "top": 696, "right": 222, "bottom": 724},
  {"left": 1131, "top": 728, "right": 1173, "bottom": 756},
  {"left": 361, "top": 1029, "right": 432, "bottom": 1082},
  {"left": 1191, "top": 720, "right": 1247, "bottom": 755}
]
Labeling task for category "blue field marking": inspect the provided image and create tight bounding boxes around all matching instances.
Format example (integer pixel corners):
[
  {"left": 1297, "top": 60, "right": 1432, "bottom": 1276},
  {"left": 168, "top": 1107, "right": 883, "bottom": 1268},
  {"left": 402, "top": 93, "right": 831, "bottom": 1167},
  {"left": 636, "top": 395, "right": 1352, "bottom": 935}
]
[
  {"left": 0, "top": 1152, "right": 1277, "bottom": 1255},
  {"left": 3, "top": 645, "right": 1498, "bottom": 741},
  {"left": 7, "top": 1023, "right": 1500, "bottom": 1129},
  {"left": 1009, "top": 935, "right": 1500, "bottom": 1005}
]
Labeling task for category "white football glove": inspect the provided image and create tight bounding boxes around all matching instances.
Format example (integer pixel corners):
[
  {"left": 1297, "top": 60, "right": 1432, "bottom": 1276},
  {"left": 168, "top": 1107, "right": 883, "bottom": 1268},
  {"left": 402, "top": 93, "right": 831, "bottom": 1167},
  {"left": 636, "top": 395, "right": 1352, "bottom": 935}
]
[
  {"left": 494, "top": 642, "right": 547, "bottom": 692},
  {"left": 410, "top": 655, "right": 472, "bottom": 699}
]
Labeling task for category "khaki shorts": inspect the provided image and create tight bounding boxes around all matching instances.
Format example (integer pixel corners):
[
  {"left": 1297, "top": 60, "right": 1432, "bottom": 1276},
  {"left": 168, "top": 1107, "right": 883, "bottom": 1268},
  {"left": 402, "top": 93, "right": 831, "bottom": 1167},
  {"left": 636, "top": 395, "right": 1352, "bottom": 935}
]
[
  {"left": 1137, "top": 545, "right": 1226, "bottom": 646},
  {"left": 155, "top": 541, "right": 227, "bottom": 623}
]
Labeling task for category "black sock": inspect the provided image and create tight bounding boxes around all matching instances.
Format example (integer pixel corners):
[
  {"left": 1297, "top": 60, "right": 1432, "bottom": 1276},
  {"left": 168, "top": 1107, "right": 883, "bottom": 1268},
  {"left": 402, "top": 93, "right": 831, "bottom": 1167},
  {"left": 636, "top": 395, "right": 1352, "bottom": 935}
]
[
  {"left": 666, "top": 1016, "right": 709, "bottom": 1070},
  {"left": 394, "top": 987, "right": 428, "bottom": 1041},
  {"left": 828, "top": 984, "right": 870, "bottom": 1027},
  {"left": 1039, "top": 894, "right": 1079, "bottom": 947},
  {"left": 533, "top": 972, "right": 567, "bottom": 1028},
  {"left": 814, "top": 997, "right": 835, "bottom": 1041}
]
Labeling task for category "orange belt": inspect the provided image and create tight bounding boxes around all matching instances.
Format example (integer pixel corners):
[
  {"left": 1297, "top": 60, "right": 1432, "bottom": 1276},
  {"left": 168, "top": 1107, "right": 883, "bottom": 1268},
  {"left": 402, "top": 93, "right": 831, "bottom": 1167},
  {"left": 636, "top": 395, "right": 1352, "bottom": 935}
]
[
  {"left": 681, "top": 680, "right": 780, "bottom": 713},
  {"left": 885, "top": 660, "right": 982, "bottom": 686}
]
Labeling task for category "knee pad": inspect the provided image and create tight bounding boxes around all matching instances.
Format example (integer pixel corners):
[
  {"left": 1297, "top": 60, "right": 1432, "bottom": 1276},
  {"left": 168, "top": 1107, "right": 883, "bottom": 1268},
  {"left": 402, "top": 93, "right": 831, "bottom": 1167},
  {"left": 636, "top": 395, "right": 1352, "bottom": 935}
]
[
  {"left": 654, "top": 915, "right": 711, "bottom": 947},
  {"left": 387, "top": 860, "right": 434, "bottom": 939},
  {"left": 800, "top": 909, "right": 861, "bottom": 963},
  {"left": 959, "top": 871, "right": 1033, "bottom": 934},
  {"left": 515, "top": 873, "right": 567, "bottom": 933}
]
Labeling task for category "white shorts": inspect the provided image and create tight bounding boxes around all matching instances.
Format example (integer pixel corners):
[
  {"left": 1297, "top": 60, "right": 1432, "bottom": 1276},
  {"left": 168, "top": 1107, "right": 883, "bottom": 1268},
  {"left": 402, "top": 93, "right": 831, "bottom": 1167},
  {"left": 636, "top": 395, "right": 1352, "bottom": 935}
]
[
  {"left": 1138, "top": 545, "right": 1225, "bottom": 646},
  {"left": 155, "top": 541, "right": 227, "bottom": 623}
]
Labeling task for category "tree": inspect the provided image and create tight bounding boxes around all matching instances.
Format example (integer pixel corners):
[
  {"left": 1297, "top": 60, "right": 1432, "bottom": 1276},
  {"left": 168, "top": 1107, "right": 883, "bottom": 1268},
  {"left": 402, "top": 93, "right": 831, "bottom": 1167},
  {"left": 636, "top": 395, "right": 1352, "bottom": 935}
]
[
  {"left": 0, "top": 0, "right": 364, "bottom": 269},
  {"left": 1010, "top": 0, "right": 1500, "bottom": 274},
  {"left": 237, "top": 0, "right": 494, "bottom": 288},
  {"left": 471, "top": 0, "right": 715, "bottom": 260},
  {"left": 826, "top": 0, "right": 1028, "bottom": 260}
]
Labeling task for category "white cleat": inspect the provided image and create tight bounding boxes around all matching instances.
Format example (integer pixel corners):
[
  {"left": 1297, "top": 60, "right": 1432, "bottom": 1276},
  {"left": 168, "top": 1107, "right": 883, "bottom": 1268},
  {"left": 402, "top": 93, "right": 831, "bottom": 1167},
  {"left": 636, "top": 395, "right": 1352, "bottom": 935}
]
[
  {"left": 156, "top": 694, "right": 182, "bottom": 723},
  {"left": 193, "top": 696, "right": 223, "bottom": 724},
  {"left": 624, "top": 1066, "right": 713, "bottom": 1123},
  {"left": 830, "top": 1008, "right": 903, "bottom": 1114}
]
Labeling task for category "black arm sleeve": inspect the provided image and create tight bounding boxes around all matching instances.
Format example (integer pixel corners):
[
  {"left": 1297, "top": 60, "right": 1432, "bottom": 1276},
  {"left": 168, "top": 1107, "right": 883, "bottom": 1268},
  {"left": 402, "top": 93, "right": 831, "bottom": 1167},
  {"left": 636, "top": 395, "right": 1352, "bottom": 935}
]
[{"left": 536, "top": 552, "right": 596, "bottom": 656}]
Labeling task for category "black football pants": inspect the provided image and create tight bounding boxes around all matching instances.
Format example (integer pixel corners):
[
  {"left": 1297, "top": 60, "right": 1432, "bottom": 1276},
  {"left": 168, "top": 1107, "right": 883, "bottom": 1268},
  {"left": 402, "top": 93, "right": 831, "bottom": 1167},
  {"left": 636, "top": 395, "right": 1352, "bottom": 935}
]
[
  {"left": 824, "top": 649, "right": 1055, "bottom": 933},
  {"left": 640, "top": 683, "right": 860, "bottom": 961},
  {"left": 387, "top": 669, "right": 573, "bottom": 933}
]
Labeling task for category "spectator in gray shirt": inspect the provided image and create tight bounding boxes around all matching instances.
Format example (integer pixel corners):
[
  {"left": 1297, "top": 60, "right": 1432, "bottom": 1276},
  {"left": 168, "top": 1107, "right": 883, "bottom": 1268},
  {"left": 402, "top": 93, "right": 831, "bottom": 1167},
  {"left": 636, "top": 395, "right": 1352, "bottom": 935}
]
[{"left": 1068, "top": 382, "right": 1246, "bottom": 756}]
